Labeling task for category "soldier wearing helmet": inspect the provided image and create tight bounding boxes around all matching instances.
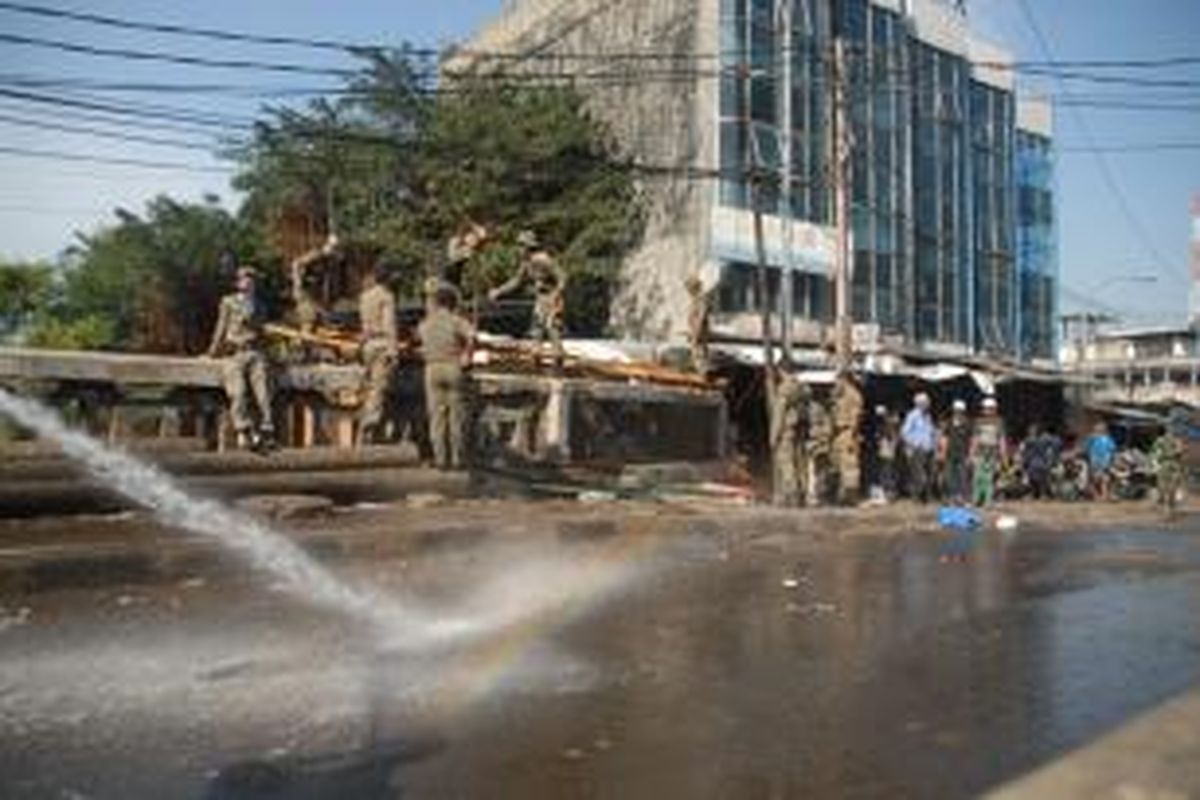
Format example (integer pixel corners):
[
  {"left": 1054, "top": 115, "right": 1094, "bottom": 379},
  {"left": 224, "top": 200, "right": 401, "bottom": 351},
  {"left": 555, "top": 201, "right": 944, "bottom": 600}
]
[{"left": 488, "top": 229, "right": 566, "bottom": 364}]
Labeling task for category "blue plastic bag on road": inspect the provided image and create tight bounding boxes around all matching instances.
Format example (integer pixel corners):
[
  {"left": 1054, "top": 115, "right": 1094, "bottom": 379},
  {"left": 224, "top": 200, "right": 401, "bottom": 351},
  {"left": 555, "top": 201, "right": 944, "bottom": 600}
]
[{"left": 937, "top": 506, "right": 981, "bottom": 531}]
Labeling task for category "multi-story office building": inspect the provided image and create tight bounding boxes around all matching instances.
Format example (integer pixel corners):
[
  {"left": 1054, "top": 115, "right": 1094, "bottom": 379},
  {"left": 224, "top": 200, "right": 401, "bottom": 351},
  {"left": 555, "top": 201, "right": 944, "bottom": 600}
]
[{"left": 451, "top": 0, "right": 1057, "bottom": 363}]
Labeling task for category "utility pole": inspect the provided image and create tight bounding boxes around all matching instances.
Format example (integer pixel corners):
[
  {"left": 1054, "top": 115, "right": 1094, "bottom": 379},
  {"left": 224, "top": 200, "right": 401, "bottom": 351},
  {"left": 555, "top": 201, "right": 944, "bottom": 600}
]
[
  {"left": 832, "top": 37, "right": 854, "bottom": 374},
  {"left": 777, "top": 0, "right": 794, "bottom": 367},
  {"left": 740, "top": 60, "right": 775, "bottom": 393}
]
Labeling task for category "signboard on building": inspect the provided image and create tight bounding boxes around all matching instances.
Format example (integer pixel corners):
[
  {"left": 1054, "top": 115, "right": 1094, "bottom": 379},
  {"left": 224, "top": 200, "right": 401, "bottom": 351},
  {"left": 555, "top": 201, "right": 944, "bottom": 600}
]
[{"left": 709, "top": 206, "right": 835, "bottom": 275}]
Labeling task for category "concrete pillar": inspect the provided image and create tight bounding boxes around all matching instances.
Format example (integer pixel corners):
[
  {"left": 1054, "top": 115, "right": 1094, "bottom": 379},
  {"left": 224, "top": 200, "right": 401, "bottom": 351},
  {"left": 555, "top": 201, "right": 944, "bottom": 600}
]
[
  {"left": 157, "top": 406, "right": 181, "bottom": 440},
  {"left": 106, "top": 405, "right": 125, "bottom": 445},
  {"left": 332, "top": 409, "right": 355, "bottom": 449},
  {"left": 714, "top": 401, "right": 729, "bottom": 460},
  {"left": 300, "top": 402, "right": 317, "bottom": 448},
  {"left": 540, "top": 380, "right": 572, "bottom": 463}
]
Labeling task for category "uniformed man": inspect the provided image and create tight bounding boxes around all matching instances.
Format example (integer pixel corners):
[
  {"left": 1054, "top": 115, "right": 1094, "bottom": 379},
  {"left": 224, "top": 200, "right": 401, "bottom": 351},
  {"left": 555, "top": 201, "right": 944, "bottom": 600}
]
[
  {"left": 769, "top": 374, "right": 809, "bottom": 507},
  {"left": 206, "top": 265, "right": 275, "bottom": 452},
  {"left": 290, "top": 234, "right": 338, "bottom": 334},
  {"left": 1152, "top": 411, "right": 1188, "bottom": 517},
  {"left": 685, "top": 275, "right": 712, "bottom": 376},
  {"left": 488, "top": 230, "right": 566, "bottom": 363},
  {"left": 356, "top": 260, "right": 399, "bottom": 447},
  {"left": 417, "top": 284, "right": 476, "bottom": 470},
  {"left": 832, "top": 372, "right": 863, "bottom": 505},
  {"left": 943, "top": 399, "right": 973, "bottom": 505},
  {"left": 971, "top": 396, "right": 1004, "bottom": 507},
  {"left": 807, "top": 387, "right": 834, "bottom": 506}
]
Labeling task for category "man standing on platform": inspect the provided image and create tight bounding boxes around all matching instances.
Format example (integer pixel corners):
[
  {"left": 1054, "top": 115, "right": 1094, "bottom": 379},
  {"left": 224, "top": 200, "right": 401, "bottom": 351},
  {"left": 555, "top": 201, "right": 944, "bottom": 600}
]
[
  {"left": 770, "top": 374, "right": 809, "bottom": 507},
  {"left": 488, "top": 230, "right": 566, "bottom": 364},
  {"left": 902, "top": 392, "right": 937, "bottom": 503},
  {"left": 417, "top": 283, "right": 476, "bottom": 470},
  {"left": 206, "top": 265, "right": 276, "bottom": 453},
  {"left": 832, "top": 373, "right": 863, "bottom": 504},
  {"left": 807, "top": 386, "right": 834, "bottom": 506},
  {"left": 356, "top": 260, "right": 398, "bottom": 447}
]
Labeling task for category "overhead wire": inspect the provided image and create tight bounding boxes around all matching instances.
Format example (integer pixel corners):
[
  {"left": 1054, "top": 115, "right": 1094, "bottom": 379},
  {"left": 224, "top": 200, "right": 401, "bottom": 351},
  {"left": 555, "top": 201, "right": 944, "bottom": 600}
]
[
  {"left": 0, "top": 144, "right": 232, "bottom": 172},
  {"left": 0, "top": 111, "right": 223, "bottom": 150},
  {"left": 0, "top": 32, "right": 361, "bottom": 78},
  {"left": 1014, "top": 0, "right": 1182, "bottom": 287}
]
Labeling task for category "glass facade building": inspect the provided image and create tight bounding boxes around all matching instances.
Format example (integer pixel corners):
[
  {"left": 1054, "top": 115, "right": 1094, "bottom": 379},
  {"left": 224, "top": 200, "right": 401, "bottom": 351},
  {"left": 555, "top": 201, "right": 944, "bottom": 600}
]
[
  {"left": 1016, "top": 129, "right": 1056, "bottom": 360},
  {"left": 713, "top": 0, "right": 1055, "bottom": 361}
]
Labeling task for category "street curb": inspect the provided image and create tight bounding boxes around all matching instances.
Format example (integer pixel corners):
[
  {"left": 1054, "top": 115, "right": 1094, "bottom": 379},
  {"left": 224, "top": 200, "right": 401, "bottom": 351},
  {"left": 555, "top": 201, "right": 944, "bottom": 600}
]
[{"left": 986, "top": 686, "right": 1200, "bottom": 798}]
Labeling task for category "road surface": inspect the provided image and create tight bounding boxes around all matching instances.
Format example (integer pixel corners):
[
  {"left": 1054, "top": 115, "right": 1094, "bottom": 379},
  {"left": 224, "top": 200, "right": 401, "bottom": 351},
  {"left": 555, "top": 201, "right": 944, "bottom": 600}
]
[{"left": 2, "top": 508, "right": 1199, "bottom": 798}]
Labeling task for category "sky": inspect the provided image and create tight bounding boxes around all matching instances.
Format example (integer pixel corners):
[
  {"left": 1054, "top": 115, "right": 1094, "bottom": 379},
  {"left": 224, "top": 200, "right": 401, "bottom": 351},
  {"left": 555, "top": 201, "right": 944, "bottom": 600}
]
[{"left": 0, "top": 0, "right": 1198, "bottom": 325}]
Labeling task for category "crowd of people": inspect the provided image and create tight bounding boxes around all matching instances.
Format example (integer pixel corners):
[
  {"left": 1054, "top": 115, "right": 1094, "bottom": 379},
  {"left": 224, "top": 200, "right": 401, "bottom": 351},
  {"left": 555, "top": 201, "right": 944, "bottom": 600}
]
[{"left": 866, "top": 393, "right": 1189, "bottom": 514}]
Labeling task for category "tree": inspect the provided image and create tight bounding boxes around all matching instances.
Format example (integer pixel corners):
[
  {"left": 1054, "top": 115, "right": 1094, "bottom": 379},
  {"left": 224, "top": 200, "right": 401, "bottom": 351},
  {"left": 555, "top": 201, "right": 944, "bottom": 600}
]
[
  {"left": 52, "top": 196, "right": 261, "bottom": 353},
  {"left": 231, "top": 52, "right": 644, "bottom": 336},
  {"left": 0, "top": 260, "right": 54, "bottom": 342}
]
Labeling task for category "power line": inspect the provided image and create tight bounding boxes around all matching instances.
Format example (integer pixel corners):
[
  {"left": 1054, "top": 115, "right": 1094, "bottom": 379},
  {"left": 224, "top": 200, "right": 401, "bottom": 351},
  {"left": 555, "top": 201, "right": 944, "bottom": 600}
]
[
  {"left": 0, "top": 144, "right": 232, "bottom": 173},
  {"left": 0, "top": 32, "right": 360, "bottom": 78},
  {"left": 1060, "top": 142, "right": 1200, "bottom": 154},
  {"left": 0, "top": 87, "right": 257, "bottom": 130},
  {"left": 0, "top": 111, "right": 222, "bottom": 150},
  {"left": 0, "top": 95, "right": 247, "bottom": 136},
  {"left": 1015, "top": 0, "right": 1182, "bottom": 287},
  {"left": 0, "top": 0, "right": 370, "bottom": 53}
]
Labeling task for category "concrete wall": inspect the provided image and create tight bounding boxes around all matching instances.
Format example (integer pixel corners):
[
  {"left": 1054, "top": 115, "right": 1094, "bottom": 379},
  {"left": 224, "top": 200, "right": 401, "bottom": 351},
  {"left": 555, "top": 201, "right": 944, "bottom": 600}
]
[{"left": 451, "top": 0, "right": 715, "bottom": 342}]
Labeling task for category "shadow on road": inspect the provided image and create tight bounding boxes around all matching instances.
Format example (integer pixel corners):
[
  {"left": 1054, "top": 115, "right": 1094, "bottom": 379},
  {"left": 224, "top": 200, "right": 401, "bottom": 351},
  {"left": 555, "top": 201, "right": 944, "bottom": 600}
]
[{"left": 199, "top": 737, "right": 445, "bottom": 800}]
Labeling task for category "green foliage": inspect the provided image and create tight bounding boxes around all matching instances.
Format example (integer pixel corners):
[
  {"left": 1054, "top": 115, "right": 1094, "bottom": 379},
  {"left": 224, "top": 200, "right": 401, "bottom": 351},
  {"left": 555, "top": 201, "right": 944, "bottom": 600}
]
[
  {"left": 24, "top": 315, "right": 115, "bottom": 351},
  {"left": 0, "top": 260, "right": 54, "bottom": 341},
  {"left": 56, "top": 196, "right": 263, "bottom": 353},
  {"left": 232, "top": 52, "right": 644, "bottom": 336},
  {"left": 28, "top": 51, "right": 645, "bottom": 353}
]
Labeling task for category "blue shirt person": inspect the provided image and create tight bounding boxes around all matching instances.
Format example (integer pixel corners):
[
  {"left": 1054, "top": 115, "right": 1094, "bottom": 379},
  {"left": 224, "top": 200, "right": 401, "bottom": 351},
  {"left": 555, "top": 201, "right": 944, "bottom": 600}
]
[
  {"left": 1085, "top": 424, "right": 1117, "bottom": 472},
  {"left": 1085, "top": 422, "right": 1118, "bottom": 500},
  {"left": 901, "top": 393, "right": 937, "bottom": 503}
]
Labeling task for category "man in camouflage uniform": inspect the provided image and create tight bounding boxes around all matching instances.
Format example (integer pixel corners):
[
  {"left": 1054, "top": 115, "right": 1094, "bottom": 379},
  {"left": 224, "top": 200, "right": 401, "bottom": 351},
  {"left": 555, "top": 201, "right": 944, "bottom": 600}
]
[
  {"left": 807, "top": 386, "right": 834, "bottom": 506},
  {"left": 418, "top": 283, "right": 476, "bottom": 470},
  {"left": 290, "top": 234, "right": 338, "bottom": 334},
  {"left": 832, "top": 372, "right": 863, "bottom": 505},
  {"left": 769, "top": 374, "right": 809, "bottom": 507},
  {"left": 488, "top": 230, "right": 566, "bottom": 363},
  {"left": 1152, "top": 411, "right": 1188, "bottom": 517},
  {"left": 685, "top": 276, "right": 712, "bottom": 376},
  {"left": 206, "top": 266, "right": 275, "bottom": 452},
  {"left": 356, "top": 261, "right": 398, "bottom": 447}
]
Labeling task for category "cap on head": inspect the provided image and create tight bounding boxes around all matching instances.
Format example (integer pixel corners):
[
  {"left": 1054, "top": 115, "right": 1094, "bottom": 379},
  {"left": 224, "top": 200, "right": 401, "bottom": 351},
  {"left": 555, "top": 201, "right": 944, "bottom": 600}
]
[{"left": 517, "top": 229, "right": 539, "bottom": 249}]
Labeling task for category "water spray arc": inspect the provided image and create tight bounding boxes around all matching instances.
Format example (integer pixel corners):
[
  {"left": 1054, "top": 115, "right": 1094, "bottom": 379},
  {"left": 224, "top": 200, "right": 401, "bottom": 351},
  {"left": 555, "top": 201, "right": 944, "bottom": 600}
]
[{"left": 0, "top": 388, "right": 403, "bottom": 632}]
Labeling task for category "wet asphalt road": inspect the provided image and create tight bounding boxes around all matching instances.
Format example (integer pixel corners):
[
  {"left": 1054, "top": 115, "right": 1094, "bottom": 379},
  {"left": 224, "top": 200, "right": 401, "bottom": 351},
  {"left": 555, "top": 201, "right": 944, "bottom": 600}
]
[{"left": 2, "top": 514, "right": 1200, "bottom": 799}]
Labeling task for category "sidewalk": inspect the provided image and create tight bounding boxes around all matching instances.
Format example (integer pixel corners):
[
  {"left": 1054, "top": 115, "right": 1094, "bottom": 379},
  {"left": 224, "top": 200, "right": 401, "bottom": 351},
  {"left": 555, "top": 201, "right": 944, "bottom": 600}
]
[{"left": 987, "top": 687, "right": 1200, "bottom": 799}]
